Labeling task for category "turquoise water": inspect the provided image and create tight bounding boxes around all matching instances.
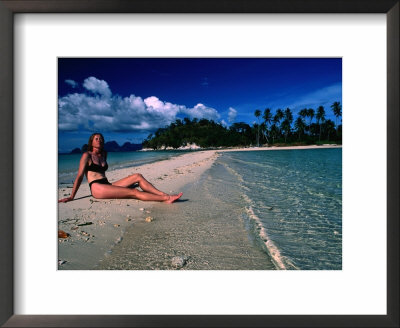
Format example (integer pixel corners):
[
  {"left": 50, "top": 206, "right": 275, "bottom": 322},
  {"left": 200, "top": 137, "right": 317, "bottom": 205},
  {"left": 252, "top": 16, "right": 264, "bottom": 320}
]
[
  {"left": 211, "top": 148, "right": 342, "bottom": 270},
  {"left": 58, "top": 150, "right": 190, "bottom": 185},
  {"left": 60, "top": 147, "right": 342, "bottom": 270}
]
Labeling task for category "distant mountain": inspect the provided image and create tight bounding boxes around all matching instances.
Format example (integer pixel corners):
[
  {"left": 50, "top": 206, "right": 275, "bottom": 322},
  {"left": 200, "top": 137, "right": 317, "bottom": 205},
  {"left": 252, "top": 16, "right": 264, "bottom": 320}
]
[
  {"left": 104, "top": 141, "right": 120, "bottom": 152},
  {"left": 121, "top": 142, "right": 142, "bottom": 152},
  {"left": 70, "top": 147, "right": 81, "bottom": 154},
  {"left": 69, "top": 141, "right": 142, "bottom": 154}
]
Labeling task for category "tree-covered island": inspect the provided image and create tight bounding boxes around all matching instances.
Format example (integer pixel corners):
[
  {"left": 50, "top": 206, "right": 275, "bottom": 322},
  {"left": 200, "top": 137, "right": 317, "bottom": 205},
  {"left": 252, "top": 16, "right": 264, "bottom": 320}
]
[{"left": 143, "top": 102, "right": 342, "bottom": 150}]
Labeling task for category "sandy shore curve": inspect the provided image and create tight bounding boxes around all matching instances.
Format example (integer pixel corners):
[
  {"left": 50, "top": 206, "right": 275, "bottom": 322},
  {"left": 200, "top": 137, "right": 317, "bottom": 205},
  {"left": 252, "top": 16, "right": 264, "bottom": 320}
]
[{"left": 58, "top": 145, "right": 340, "bottom": 270}]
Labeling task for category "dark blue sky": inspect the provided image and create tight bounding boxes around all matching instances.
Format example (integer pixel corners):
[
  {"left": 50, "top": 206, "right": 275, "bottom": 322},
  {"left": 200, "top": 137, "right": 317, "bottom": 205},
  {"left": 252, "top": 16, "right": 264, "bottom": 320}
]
[{"left": 58, "top": 58, "right": 342, "bottom": 152}]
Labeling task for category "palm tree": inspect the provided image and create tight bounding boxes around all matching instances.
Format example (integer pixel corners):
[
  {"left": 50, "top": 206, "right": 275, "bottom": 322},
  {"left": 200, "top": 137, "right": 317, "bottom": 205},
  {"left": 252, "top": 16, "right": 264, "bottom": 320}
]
[
  {"left": 294, "top": 117, "right": 306, "bottom": 140},
  {"left": 299, "top": 108, "right": 308, "bottom": 120},
  {"left": 270, "top": 124, "right": 279, "bottom": 144},
  {"left": 281, "top": 120, "right": 291, "bottom": 143},
  {"left": 331, "top": 101, "right": 342, "bottom": 130},
  {"left": 273, "top": 109, "right": 284, "bottom": 139},
  {"left": 282, "top": 108, "right": 293, "bottom": 143},
  {"left": 307, "top": 108, "right": 315, "bottom": 135},
  {"left": 316, "top": 106, "right": 326, "bottom": 142},
  {"left": 263, "top": 108, "right": 272, "bottom": 144},
  {"left": 324, "top": 119, "right": 335, "bottom": 141},
  {"left": 284, "top": 108, "right": 293, "bottom": 122},
  {"left": 260, "top": 122, "right": 266, "bottom": 144},
  {"left": 254, "top": 109, "right": 261, "bottom": 146},
  {"left": 298, "top": 108, "right": 308, "bottom": 136}
]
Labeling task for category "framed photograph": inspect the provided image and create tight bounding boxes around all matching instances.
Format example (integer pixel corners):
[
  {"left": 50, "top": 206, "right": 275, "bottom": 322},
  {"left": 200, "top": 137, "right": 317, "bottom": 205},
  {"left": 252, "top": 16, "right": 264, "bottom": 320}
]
[{"left": 1, "top": 0, "right": 398, "bottom": 327}]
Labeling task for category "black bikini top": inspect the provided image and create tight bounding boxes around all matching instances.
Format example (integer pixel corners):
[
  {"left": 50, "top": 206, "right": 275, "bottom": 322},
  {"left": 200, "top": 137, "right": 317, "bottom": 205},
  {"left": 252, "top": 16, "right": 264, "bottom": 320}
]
[{"left": 87, "top": 152, "right": 108, "bottom": 173}]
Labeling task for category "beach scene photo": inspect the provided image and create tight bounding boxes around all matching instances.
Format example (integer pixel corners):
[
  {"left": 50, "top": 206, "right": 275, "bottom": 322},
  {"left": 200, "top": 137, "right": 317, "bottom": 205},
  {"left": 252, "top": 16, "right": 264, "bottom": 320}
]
[{"left": 58, "top": 58, "right": 342, "bottom": 270}]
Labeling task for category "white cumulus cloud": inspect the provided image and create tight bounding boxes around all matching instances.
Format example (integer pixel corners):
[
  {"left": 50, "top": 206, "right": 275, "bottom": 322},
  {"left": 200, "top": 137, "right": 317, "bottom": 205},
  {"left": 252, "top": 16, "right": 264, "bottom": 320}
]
[
  {"left": 65, "top": 79, "right": 78, "bottom": 88},
  {"left": 180, "top": 103, "right": 220, "bottom": 121},
  {"left": 228, "top": 107, "right": 237, "bottom": 123},
  {"left": 58, "top": 77, "right": 221, "bottom": 133},
  {"left": 83, "top": 76, "right": 112, "bottom": 98},
  {"left": 220, "top": 119, "right": 228, "bottom": 127}
]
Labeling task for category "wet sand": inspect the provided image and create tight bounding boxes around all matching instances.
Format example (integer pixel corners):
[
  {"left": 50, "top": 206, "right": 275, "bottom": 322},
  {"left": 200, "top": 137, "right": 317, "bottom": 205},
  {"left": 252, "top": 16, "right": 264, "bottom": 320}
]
[
  {"left": 96, "top": 170, "right": 275, "bottom": 270},
  {"left": 58, "top": 150, "right": 219, "bottom": 269},
  {"left": 58, "top": 145, "right": 340, "bottom": 270}
]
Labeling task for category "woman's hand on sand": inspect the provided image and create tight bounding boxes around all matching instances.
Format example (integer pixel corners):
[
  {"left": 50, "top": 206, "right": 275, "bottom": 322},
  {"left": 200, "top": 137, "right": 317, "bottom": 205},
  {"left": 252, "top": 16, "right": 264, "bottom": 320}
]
[{"left": 58, "top": 196, "right": 73, "bottom": 203}]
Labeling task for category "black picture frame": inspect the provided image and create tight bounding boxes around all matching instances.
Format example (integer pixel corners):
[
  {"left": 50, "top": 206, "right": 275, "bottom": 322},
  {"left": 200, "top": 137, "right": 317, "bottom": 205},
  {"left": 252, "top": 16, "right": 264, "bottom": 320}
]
[{"left": 0, "top": 0, "right": 398, "bottom": 327}]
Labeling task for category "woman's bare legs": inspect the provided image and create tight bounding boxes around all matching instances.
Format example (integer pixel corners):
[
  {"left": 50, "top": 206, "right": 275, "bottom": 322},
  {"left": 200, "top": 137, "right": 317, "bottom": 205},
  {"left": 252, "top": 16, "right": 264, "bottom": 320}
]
[
  {"left": 91, "top": 183, "right": 182, "bottom": 203},
  {"left": 112, "top": 173, "right": 167, "bottom": 196}
]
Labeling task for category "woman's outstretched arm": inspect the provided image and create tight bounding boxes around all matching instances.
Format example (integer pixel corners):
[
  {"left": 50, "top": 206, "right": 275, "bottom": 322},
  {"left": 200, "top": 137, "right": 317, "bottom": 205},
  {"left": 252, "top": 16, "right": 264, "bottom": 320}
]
[{"left": 59, "top": 153, "right": 89, "bottom": 203}]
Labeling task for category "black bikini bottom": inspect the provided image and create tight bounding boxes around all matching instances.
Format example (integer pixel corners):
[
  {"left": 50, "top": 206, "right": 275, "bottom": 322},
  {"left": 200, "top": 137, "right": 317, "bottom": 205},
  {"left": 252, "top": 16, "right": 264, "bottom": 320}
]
[{"left": 89, "top": 178, "right": 111, "bottom": 192}]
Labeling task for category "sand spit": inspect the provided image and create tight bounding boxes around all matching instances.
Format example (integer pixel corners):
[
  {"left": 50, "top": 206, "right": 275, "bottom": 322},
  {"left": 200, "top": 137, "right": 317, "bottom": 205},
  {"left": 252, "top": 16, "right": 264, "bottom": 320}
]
[
  {"left": 58, "top": 150, "right": 218, "bottom": 269},
  {"left": 58, "top": 145, "right": 341, "bottom": 270},
  {"left": 217, "top": 144, "right": 342, "bottom": 152},
  {"left": 95, "top": 176, "right": 276, "bottom": 270}
]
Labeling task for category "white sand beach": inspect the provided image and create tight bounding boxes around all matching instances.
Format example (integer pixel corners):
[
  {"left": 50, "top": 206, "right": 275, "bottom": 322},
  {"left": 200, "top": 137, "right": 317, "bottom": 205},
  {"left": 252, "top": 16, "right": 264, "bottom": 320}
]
[
  {"left": 58, "top": 144, "right": 341, "bottom": 270},
  {"left": 58, "top": 150, "right": 219, "bottom": 269}
]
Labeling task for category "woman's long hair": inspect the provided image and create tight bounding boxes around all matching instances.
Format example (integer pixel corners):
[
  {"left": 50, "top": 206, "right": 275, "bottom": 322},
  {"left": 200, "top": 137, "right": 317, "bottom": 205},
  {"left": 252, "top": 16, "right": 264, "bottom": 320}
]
[{"left": 87, "top": 133, "right": 105, "bottom": 152}]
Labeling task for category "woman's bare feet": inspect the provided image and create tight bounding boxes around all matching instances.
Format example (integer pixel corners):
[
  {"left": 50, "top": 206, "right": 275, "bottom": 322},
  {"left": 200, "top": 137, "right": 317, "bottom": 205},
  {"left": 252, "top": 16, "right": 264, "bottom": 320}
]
[{"left": 164, "top": 192, "right": 183, "bottom": 204}]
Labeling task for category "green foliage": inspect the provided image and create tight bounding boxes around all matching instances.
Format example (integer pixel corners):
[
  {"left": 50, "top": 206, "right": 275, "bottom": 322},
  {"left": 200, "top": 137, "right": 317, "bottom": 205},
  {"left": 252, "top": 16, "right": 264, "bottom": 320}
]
[
  {"left": 142, "top": 101, "right": 342, "bottom": 149},
  {"left": 142, "top": 118, "right": 251, "bottom": 149}
]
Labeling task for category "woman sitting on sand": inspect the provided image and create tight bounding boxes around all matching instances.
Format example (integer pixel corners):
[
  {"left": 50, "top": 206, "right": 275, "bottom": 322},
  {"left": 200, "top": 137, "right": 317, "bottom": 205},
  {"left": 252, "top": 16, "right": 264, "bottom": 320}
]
[{"left": 58, "top": 133, "right": 183, "bottom": 204}]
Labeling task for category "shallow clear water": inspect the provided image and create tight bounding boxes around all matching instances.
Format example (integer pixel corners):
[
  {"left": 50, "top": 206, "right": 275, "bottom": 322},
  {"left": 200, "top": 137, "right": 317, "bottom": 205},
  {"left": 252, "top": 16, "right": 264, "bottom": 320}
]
[
  {"left": 64, "top": 147, "right": 342, "bottom": 270},
  {"left": 212, "top": 148, "right": 342, "bottom": 270},
  {"left": 58, "top": 150, "right": 191, "bottom": 185}
]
